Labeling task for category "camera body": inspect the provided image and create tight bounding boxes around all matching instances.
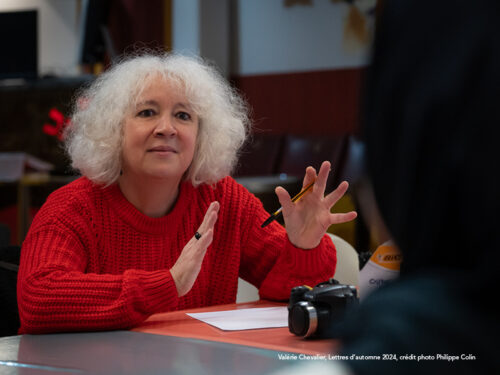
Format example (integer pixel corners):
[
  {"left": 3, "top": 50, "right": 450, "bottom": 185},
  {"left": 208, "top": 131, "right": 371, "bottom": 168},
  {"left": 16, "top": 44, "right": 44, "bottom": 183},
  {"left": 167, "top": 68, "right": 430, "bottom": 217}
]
[{"left": 288, "top": 279, "right": 358, "bottom": 338}]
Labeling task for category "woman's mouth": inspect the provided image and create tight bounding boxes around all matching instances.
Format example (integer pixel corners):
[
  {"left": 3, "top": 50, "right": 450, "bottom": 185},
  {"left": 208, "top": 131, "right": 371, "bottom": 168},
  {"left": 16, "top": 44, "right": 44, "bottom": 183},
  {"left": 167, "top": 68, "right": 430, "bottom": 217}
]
[{"left": 148, "top": 145, "right": 177, "bottom": 154}]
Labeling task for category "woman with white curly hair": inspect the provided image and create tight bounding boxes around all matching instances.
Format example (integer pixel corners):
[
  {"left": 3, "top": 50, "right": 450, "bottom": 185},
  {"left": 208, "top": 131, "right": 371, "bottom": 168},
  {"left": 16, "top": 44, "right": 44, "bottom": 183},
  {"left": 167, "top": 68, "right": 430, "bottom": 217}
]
[{"left": 17, "top": 52, "right": 356, "bottom": 334}]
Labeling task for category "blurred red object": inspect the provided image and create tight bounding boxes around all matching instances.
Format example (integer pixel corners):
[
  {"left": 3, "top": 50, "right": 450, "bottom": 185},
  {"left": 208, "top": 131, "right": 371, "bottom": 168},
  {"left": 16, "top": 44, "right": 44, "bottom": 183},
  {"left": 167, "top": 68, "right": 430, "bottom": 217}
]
[{"left": 42, "top": 108, "right": 70, "bottom": 141}]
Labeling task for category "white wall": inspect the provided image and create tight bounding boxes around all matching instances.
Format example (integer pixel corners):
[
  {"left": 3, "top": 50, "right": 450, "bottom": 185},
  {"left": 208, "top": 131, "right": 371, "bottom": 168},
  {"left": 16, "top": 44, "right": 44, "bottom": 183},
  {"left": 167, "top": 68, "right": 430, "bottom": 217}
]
[
  {"left": 0, "top": 0, "right": 80, "bottom": 77},
  {"left": 172, "top": 0, "right": 372, "bottom": 77},
  {"left": 236, "top": 0, "right": 369, "bottom": 75},
  {"left": 172, "top": 0, "right": 200, "bottom": 56},
  {"left": 172, "top": 0, "right": 231, "bottom": 76}
]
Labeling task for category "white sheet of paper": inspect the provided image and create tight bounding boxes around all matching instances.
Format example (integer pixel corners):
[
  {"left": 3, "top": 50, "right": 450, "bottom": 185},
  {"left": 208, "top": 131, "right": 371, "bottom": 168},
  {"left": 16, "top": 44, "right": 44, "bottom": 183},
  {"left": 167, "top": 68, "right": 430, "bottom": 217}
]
[{"left": 186, "top": 306, "right": 288, "bottom": 331}]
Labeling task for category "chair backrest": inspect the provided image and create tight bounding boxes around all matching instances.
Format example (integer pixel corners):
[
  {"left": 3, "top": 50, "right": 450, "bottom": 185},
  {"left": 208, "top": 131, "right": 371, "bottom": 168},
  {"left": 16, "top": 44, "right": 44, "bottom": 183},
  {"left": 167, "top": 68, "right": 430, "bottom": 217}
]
[
  {"left": 276, "top": 134, "right": 349, "bottom": 191},
  {"left": 328, "top": 233, "right": 359, "bottom": 286},
  {"left": 234, "top": 134, "right": 284, "bottom": 177},
  {"left": 337, "top": 135, "right": 366, "bottom": 186},
  {"left": 236, "top": 277, "right": 259, "bottom": 303}
]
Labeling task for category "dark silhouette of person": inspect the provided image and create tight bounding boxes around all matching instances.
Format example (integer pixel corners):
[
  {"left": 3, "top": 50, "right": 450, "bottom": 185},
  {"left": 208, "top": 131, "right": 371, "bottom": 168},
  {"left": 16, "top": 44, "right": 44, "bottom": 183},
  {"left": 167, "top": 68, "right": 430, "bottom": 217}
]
[{"left": 337, "top": 0, "right": 500, "bottom": 373}]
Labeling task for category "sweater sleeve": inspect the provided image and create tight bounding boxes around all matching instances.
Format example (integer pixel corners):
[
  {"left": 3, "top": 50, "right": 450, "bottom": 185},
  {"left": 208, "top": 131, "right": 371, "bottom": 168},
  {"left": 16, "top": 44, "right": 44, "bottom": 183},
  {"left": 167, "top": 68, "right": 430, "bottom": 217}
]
[
  {"left": 17, "top": 211, "right": 179, "bottom": 334},
  {"left": 236, "top": 184, "right": 337, "bottom": 301}
]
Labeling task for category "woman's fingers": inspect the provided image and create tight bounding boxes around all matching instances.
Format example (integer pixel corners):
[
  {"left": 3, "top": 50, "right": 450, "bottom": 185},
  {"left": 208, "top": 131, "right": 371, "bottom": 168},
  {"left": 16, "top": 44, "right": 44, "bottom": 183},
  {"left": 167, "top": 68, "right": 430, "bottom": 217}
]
[
  {"left": 329, "top": 211, "right": 358, "bottom": 225},
  {"left": 275, "top": 186, "right": 294, "bottom": 215},
  {"left": 172, "top": 229, "right": 213, "bottom": 296},
  {"left": 188, "top": 201, "right": 218, "bottom": 248},
  {"left": 195, "top": 201, "right": 219, "bottom": 239},
  {"left": 312, "top": 161, "right": 331, "bottom": 196},
  {"left": 171, "top": 202, "right": 219, "bottom": 297},
  {"left": 195, "top": 228, "right": 214, "bottom": 254},
  {"left": 324, "top": 181, "right": 349, "bottom": 208},
  {"left": 324, "top": 181, "right": 357, "bottom": 225},
  {"left": 302, "top": 166, "right": 317, "bottom": 189},
  {"left": 300, "top": 161, "right": 331, "bottom": 197}
]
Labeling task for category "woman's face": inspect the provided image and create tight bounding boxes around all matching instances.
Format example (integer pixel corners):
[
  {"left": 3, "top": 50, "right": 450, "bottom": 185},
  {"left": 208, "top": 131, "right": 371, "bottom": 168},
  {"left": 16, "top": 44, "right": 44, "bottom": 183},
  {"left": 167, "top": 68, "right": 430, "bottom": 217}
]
[{"left": 121, "top": 78, "right": 199, "bottom": 182}]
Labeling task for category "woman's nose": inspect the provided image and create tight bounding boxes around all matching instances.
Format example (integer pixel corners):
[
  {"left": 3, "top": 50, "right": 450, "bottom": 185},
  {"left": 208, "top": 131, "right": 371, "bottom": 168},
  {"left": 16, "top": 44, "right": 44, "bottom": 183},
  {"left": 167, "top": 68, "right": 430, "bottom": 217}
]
[{"left": 154, "top": 116, "right": 177, "bottom": 137}]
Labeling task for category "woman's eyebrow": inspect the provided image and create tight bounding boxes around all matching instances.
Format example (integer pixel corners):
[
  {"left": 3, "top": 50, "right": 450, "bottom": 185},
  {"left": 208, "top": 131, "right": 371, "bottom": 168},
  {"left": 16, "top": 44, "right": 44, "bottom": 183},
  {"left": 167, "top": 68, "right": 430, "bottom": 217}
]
[
  {"left": 136, "top": 100, "right": 159, "bottom": 107},
  {"left": 135, "top": 100, "right": 192, "bottom": 110},
  {"left": 175, "top": 102, "right": 193, "bottom": 110}
]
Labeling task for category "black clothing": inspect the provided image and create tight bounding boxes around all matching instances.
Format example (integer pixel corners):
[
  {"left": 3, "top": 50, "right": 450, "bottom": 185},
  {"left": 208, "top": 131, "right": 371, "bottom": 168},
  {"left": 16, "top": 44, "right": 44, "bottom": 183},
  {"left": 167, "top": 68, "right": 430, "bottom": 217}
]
[{"left": 338, "top": 1, "right": 500, "bottom": 373}]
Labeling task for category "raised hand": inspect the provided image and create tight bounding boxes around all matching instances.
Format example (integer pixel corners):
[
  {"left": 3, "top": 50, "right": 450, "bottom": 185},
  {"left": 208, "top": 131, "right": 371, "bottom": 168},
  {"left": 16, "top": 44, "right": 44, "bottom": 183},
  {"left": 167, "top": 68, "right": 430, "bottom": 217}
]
[
  {"left": 170, "top": 201, "right": 219, "bottom": 296},
  {"left": 275, "top": 161, "right": 357, "bottom": 249}
]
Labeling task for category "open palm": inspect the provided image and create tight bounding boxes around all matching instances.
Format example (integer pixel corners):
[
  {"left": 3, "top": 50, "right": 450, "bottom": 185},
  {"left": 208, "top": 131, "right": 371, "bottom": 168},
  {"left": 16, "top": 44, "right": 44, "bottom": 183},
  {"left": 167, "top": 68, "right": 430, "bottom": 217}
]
[{"left": 275, "top": 161, "right": 357, "bottom": 249}]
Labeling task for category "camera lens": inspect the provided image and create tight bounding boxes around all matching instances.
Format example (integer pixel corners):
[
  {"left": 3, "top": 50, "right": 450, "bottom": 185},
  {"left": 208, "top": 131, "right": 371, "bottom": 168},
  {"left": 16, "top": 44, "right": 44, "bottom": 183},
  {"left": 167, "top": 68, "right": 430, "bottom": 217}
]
[{"left": 289, "top": 301, "right": 317, "bottom": 337}]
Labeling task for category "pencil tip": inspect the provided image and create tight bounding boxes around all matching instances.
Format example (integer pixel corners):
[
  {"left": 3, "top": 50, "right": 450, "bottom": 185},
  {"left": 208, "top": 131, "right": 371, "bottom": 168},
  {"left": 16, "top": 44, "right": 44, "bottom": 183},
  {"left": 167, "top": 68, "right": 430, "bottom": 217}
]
[{"left": 261, "top": 216, "right": 274, "bottom": 228}]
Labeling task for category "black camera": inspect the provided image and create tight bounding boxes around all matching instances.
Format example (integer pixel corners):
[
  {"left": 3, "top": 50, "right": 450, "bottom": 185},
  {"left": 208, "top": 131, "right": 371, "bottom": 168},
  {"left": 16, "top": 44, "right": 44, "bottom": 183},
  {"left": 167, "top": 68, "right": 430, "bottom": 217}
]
[{"left": 288, "top": 279, "right": 358, "bottom": 338}]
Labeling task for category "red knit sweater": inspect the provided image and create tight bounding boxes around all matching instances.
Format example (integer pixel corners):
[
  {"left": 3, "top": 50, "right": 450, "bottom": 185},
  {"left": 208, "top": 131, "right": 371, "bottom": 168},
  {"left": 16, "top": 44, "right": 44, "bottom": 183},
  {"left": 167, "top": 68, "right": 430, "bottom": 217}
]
[{"left": 17, "top": 176, "right": 336, "bottom": 334}]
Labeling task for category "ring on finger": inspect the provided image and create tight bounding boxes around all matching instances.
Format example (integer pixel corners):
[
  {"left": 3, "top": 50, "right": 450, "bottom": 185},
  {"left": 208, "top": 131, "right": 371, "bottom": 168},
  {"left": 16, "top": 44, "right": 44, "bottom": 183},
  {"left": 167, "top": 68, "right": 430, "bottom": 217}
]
[{"left": 194, "top": 231, "right": 202, "bottom": 240}]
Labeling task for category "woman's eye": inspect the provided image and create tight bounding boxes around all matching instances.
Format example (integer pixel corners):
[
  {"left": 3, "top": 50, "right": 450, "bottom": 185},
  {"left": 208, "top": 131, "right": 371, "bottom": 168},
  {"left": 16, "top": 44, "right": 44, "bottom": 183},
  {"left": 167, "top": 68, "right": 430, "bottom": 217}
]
[
  {"left": 137, "top": 109, "right": 156, "bottom": 117},
  {"left": 176, "top": 111, "right": 191, "bottom": 121}
]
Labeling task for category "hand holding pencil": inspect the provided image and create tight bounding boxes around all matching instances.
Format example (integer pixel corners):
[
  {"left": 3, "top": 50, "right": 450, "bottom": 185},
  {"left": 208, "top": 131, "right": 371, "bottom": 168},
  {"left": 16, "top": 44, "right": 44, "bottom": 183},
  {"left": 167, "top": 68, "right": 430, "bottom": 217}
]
[
  {"left": 261, "top": 180, "right": 316, "bottom": 228},
  {"left": 271, "top": 161, "right": 357, "bottom": 249}
]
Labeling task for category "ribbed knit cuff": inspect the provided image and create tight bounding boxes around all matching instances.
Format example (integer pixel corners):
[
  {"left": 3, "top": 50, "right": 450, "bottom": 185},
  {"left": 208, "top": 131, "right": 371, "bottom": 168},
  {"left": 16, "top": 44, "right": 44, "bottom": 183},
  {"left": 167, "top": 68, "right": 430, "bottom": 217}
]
[
  {"left": 284, "top": 235, "right": 337, "bottom": 280},
  {"left": 135, "top": 270, "right": 179, "bottom": 314},
  {"left": 258, "top": 234, "right": 337, "bottom": 301}
]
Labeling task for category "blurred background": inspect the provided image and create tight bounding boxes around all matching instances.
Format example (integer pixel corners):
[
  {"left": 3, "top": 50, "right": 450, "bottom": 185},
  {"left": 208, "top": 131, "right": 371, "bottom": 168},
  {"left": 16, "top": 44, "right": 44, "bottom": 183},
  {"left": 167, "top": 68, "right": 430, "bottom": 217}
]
[{"left": 0, "top": 0, "right": 386, "bottom": 258}]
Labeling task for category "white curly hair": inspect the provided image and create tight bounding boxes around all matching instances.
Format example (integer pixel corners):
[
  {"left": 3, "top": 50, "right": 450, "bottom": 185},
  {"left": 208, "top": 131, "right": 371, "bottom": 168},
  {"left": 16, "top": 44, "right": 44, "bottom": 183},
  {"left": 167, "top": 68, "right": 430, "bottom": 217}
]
[{"left": 65, "top": 52, "right": 250, "bottom": 186}]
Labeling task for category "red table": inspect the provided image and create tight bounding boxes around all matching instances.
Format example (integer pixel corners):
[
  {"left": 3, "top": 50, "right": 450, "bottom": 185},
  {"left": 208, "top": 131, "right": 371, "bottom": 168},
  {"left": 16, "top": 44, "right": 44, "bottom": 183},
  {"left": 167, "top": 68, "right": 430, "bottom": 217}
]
[{"left": 133, "top": 300, "right": 339, "bottom": 355}]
